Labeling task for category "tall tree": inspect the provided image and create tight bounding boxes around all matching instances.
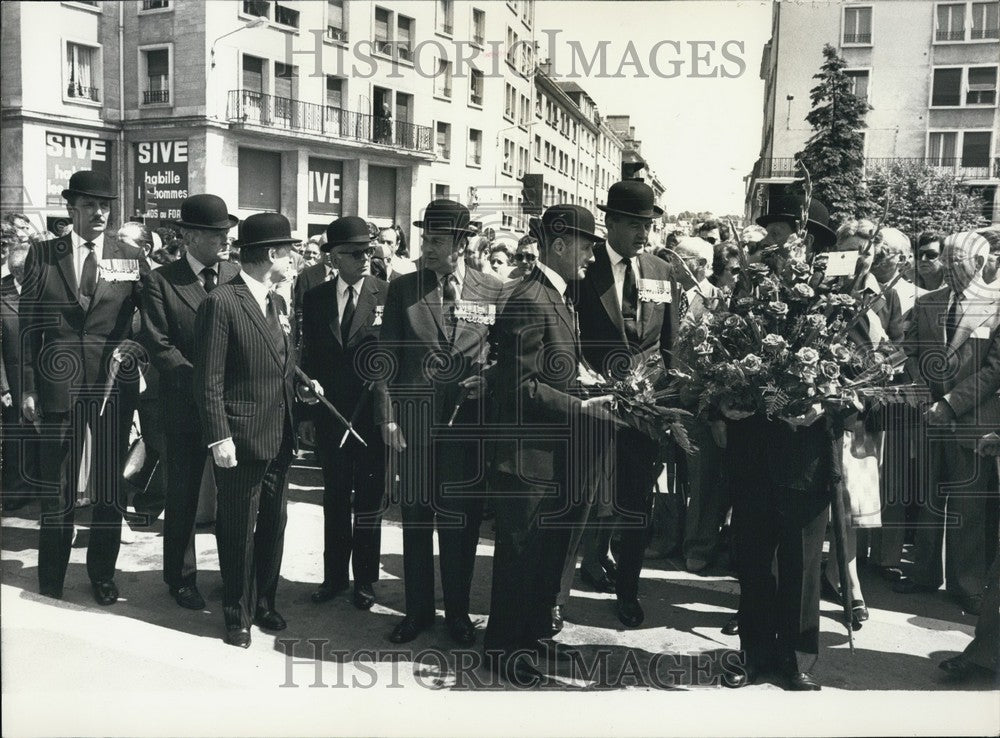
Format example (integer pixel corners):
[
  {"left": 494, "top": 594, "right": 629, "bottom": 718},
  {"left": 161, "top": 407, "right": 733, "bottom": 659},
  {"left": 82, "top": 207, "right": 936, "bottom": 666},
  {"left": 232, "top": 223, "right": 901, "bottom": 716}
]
[{"left": 795, "top": 44, "right": 871, "bottom": 225}]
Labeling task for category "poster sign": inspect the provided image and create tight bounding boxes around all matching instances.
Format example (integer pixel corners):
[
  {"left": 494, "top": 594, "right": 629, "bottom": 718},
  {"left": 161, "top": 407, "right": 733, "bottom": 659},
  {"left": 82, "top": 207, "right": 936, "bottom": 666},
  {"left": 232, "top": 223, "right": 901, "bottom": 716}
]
[
  {"left": 46, "top": 131, "right": 114, "bottom": 206},
  {"left": 308, "top": 157, "right": 343, "bottom": 215},
  {"left": 133, "top": 140, "right": 189, "bottom": 223}
]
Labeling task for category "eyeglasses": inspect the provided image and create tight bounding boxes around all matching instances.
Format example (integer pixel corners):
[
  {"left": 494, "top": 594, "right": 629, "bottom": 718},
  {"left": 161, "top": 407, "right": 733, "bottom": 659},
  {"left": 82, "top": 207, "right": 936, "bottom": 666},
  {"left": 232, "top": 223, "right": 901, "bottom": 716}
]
[
  {"left": 702, "top": 236, "right": 718, "bottom": 245},
  {"left": 917, "top": 251, "right": 940, "bottom": 261},
  {"left": 346, "top": 247, "right": 376, "bottom": 259},
  {"left": 725, "top": 266, "right": 742, "bottom": 276},
  {"left": 513, "top": 253, "right": 537, "bottom": 263}
]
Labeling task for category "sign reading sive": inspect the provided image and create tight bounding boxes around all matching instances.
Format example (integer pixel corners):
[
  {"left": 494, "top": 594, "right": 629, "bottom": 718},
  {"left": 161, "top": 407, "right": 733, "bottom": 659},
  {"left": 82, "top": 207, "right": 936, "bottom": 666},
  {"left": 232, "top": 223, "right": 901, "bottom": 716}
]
[
  {"left": 308, "top": 157, "right": 343, "bottom": 215},
  {"left": 134, "top": 140, "right": 190, "bottom": 223},
  {"left": 46, "top": 131, "right": 115, "bottom": 206}
]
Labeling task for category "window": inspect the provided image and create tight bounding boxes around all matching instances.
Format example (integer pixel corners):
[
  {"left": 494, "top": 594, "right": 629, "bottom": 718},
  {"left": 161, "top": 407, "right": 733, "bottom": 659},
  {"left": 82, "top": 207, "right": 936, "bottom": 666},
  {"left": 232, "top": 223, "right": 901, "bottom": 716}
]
[
  {"left": 469, "top": 69, "right": 484, "bottom": 106},
  {"left": 971, "top": 1, "right": 1000, "bottom": 38},
  {"left": 433, "top": 183, "right": 450, "bottom": 201},
  {"left": 519, "top": 94, "right": 530, "bottom": 127},
  {"left": 521, "top": 0, "right": 532, "bottom": 27},
  {"left": 325, "top": 76, "right": 343, "bottom": 108},
  {"left": 472, "top": 8, "right": 486, "bottom": 46},
  {"left": 534, "top": 135, "right": 541, "bottom": 160},
  {"left": 842, "top": 5, "right": 873, "bottom": 45},
  {"left": 437, "top": 0, "right": 454, "bottom": 35},
  {"left": 242, "top": 54, "right": 265, "bottom": 94},
  {"left": 397, "top": 16, "right": 414, "bottom": 61},
  {"left": 374, "top": 7, "right": 391, "bottom": 55},
  {"left": 967, "top": 66, "right": 997, "bottom": 104},
  {"left": 845, "top": 69, "right": 870, "bottom": 102},
  {"left": 504, "top": 83, "right": 516, "bottom": 121},
  {"left": 435, "top": 122, "right": 451, "bottom": 160},
  {"left": 506, "top": 26, "right": 519, "bottom": 66},
  {"left": 936, "top": 2, "right": 966, "bottom": 40},
  {"left": 962, "top": 131, "right": 992, "bottom": 166},
  {"left": 274, "top": 3, "right": 299, "bottom": 27},
  {"left": 243, "top": 0, "right": 269, "bottom": 19},
  {"left": 535, "top": 93, "right": 543, "bottom": 118},
  {"left": 468, "top": 128, "right": 482, "bottom": 166},
  {"left": 929, "top": 132, "right": 958, "bottom": 163},
  {"left": 238, "top": 148, "right": 281, "bottom": 209},
  {"left": 518, "top": 146, "right": 528, "bottom": 179},
  {"left": 434, "top": 60, "right": 453, "bottom": 98},
  {"left": 503, "top": 139, "right": 515, "bottom": 176},
  {"left": 65, "top": 41, "right": 100, "bottom": 103},
  {"left": 142, "top": 47, "right": 170, "bottom": 105},
  {"left": 932, "top": 67, "right": 963, "bottom": 106},
  {"left": 274, "top": 62, "right": 296, "bottom": 126},
  {"left": 327, "top": 0, "right": 347, "bottom": 42},
  {"left": 141, "top": 0, "right": 170, "bottom": 10}
]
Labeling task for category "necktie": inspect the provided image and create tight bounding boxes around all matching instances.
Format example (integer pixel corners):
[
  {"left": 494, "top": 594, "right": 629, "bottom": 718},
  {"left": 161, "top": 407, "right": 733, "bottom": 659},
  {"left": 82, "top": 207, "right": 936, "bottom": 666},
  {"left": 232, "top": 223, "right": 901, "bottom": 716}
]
[
  {"left": 442, "top": 273, "right": 458, "bottom": 340},
  {"left": 79, "top": 241, "right": 98, "bottom": 308},
  {"left": 945, "top": 293, "right": 962, "bottom": 344},
  {"left": 566, "top": 296, "right": 582, "bottom": 360},
  {"left": 341, "top": 284, "right": 356, "bottom": 344},
  {"left": 622, "top": 258, "right": 639, "bottom": 345},
  {"left": 201, "top": 267, "right": 217, "bottom": 293},
  {"left": 266, "top": 293, "right": 287, "bottom": 359}
]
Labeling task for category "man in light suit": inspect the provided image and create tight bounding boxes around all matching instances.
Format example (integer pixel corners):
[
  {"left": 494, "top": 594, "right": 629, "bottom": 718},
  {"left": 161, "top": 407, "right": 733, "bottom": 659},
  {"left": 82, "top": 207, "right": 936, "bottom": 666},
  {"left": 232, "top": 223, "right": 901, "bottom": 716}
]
[
  {"left": 379, "top": 199, "right": 504, "bottom": 645},
  {"left": 193, "top": 212, "right": 307, "bottom": 647},
  {"left": 575, "top": 180, "right": 674, "bottom": 628},
  {"left": 20, "top": 170, "right": 149, "bottom": 604},
  {"left": 300, "top": 216, "right": 389, "bottom": 610},
  {"left": 896, "top": 231, "right": 1000, "bottom": 615},
  {"left": 141, "top": 194, "right": 240, "bottom": 610}
]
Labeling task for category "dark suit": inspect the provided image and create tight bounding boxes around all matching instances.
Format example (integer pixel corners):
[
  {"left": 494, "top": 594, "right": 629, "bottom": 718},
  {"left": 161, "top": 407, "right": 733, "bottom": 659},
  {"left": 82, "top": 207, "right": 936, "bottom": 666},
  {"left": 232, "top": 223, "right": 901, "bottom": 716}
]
[
  {"left": 1, "top": 275, "right": 40, "bottom": 502},
  {"left": 292, "top": 262, "right": 333, "bottom": 348},
  {"left": 575, "top": 243, "right": 673, "bottom": 601},
  {"left": 140, "top": 256, "right": 239, "bottom": 588},
  {"left": 193, "top": 276, "right": 296, "bottom": 628},
  {"left": 485, "top": 267, "right": 607, "bottom": 652},
  {"left": 20, "top": 235, "right": 148, "bottom": 592},
  {"left": 300, "top": 275, "right": 389, "bottom": 588},
  {"left": 380, "top": 265, "right": 503, "bottom": 621}
]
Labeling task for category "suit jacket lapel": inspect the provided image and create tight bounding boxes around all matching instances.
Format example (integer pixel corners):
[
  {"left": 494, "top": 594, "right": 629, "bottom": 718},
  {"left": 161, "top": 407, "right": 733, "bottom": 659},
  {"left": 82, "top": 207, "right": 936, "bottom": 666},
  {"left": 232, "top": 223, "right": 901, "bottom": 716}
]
[
  {"left": 418, "top": 270, "right": 447, "bottom": 344},
  {"left": 348, "top": 277, "right": 379, "bottom": 343},
  {"left": 591, "top": 245, "right": 626, "bottom": 341},
  {"left": 535, "top": 270, "right": 576, "bottom": 338},
  {"left": 948, "top": 290, "right": 999, "bottom": 355},
  {"left": 54, "top": 238, "right": 80, "bottom": 305},
  {"left": 172, "top": 257, "right": 208, "bottom": 313},
  {"left": 234, "top": 282, "right": 285, "bottom": 368}
]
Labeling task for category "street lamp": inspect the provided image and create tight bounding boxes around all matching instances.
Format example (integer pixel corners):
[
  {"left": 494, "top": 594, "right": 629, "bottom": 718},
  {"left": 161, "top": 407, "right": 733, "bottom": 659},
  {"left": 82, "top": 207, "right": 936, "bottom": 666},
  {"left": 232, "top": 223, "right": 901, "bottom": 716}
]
[{"left": 210, "top": 15, "right": 268, "bottom": 69}]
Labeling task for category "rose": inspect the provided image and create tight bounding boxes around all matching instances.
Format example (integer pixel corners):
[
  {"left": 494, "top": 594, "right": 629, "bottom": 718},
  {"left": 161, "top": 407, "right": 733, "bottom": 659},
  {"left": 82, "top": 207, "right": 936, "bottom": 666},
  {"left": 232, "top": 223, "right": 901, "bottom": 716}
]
[
  {"left": 695, "top": 341, "right": 714, "bottom": 356},
  {"left": 828, "top": 343, "right": 852, "bottom": 363},
  {"left": 692, "top": 325, "right": 710, "bottom": 343},
  {"left": 765, "top": 300, "right": 789, "bottom": 318},
  {"left": 747, "top": 263, "right": 771, "bottom": 281},
  {"left": 790, "top": 282, "right": 815, "bottom": 300},
  {"left": 758, "top": 278, "right": 780, "bottom": 297},
  {"left": 805, "top": 313, "right": 827, "bottom": 329},
  {"left": 796, "top": 347, "right": 820, "bottom": 366},
  {"left": 788, "top": 260, "right": 811, "bottom": 280},
  {"left": 831, "top": 294, "right": 856, "bottom": 308},
  {"left": 723, "top": 315, "right": 744, "bottom": 330},
  {"left": 761, "top": 333, "right": 787, "bottom": 353},
  {"left": 739, "top": 354, "right": 764, "bottom": 373},
  {"left": 819, "top": 360, "right": 840, "bottom": 380},
  {"left": 733, "top": 297, "right": 756, "bottom": 314}
]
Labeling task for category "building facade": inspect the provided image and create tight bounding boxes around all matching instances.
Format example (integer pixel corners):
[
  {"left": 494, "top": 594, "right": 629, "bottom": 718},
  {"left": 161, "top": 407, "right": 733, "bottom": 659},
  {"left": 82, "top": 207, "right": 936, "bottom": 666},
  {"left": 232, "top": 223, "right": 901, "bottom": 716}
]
[{"left": 746, "top": 0, "right": 1000, "bottom": 224}]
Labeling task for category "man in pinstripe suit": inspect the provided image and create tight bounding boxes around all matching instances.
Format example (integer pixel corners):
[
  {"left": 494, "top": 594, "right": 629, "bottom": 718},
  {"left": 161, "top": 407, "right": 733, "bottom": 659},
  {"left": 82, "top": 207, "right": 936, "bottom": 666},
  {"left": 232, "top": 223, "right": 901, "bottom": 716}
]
[{"left": 193, "top": 212, "right": 307, "bottom": 648}]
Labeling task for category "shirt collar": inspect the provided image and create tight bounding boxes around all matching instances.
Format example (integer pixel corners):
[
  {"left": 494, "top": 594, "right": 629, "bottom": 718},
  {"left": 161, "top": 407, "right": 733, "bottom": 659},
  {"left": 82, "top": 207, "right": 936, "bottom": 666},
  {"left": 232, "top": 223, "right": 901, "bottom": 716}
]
[
  {"left": 535, "top": 260, "right": 567, "bottom": 297},
  {"left": 71, "top": 230, "right": 104, "bottom": 253},
  {"left": 186, "top": 252, "right": 211, "bottom": 276},
  {"left": 240, "top": 269, "right": 271, "bottom": 305},
  {"left": 437, "top": 258, "right": 466, "bottom": 286},
  {"left": 337, "top": 274, "right": 365, "bottom": 296}
]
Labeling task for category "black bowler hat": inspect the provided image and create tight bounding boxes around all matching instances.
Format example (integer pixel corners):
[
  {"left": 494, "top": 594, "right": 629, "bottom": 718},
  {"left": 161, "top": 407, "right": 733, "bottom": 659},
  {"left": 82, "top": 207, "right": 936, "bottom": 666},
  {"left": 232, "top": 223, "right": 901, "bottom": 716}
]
[
  {"left": 597, "top": 180, "right": 663, "bottom": 220},
  {"left": 234, "top": 212, "right": 298, "bottom": 249},
  {"left": 413, "top": 199, "right": 476, "bottom": 236},
  {"left": 530, "top": 204, "right": 603, "bottom": 245},
  {"left": 175, "top": 194, "right": 239, "bottom": 230},
  {"left": 756, "top": 195, "right": 837, "bottom": 250},
  {"left": 61, "top": 170, "right": 117, "bottom": 201},
  {"left": 324, "top": 215, "right": 372, "bottom": 253}
]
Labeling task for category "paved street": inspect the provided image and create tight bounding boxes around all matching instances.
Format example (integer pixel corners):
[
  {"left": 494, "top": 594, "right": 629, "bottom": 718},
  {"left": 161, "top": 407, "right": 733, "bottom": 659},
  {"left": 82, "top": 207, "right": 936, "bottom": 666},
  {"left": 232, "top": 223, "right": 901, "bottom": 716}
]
[{"left": 2, "top": 455, "right": 998, "bottom": 736}]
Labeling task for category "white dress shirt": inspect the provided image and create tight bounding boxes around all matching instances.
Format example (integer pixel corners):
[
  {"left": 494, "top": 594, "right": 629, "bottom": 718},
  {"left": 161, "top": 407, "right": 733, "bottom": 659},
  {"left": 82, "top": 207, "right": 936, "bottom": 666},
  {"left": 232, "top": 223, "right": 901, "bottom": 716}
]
[
  {"left": 336, "top": 275, "right": 365, "bottom": 330},
  {"left": 71, "top": 231, "right": 104, "bottom": 287},
  {"left": 607, "top": 244, "right": 640, "bottom": 319},
  {"left": 240, "top": 269, "right": 271, "bottom": 317},
  {"left": 186, "top": 252, "right": 215, "bottom": 288},
  {"left": 536, "top": 260, "right": 568, "bottom": 300}
]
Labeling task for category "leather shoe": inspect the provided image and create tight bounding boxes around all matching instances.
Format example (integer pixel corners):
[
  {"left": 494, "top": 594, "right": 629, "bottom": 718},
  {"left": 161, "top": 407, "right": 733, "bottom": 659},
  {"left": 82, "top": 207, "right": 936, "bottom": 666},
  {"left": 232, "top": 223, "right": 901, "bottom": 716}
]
[
  {"left": 958, "top": 594, "right": 982, "bottom": 617},
  {"left": 616, "top": 597, "right": 645, "bottom": 628},
  {"left": 169, "top": 584, "right": 205, "bottom": 610},
  {"left": 91, "top": 579, "right": 118, "bottom": 606},
  {"left": 226, "top": 627, "right": 251, "bottom": 648},
  {"left": 39, "top": 584, "right": 64, "bottom": 600},
  {"left": 939, "top": 654, "right": 996, "bottom": 682},
  {"left": 311, "top": 581, "right": 349, "bottom": 604},
  {"left": 820, "top": 575, "right": 843, "bottom": 606},
  {"left": 389, "top": 614, "right": 431, "bottom": 644},
  {"left": 786, "top": 671, "right": 821, "bottom": 691},
  {"left": 550, "top": 605, "right": 564, "bottom": 635},
  {"left": 851, "top": 599, "right": 869, "bottom": 631},
  {"left": 446, "top": 614, "right": 477, "bottom": 645},
  {"left": 352, "top": 583, "right": 376, "bottom": 610},
  {"left": 876, "top": 565, "right": 902, "bottom": 582},
  {"left": 721, "top": 616, "right": 740, "bottom": 636},
  {"left": 722, "top": 660, "right": 760, "bottom": 688},
  {"left": 254, "top": 606, "right": 287, "bottom": 631},
  {"left": 892, "top": 578, "right": 939, "bottom": 595},
  {"left": 581, "top": 568, "right": 616, "bottom": 594},
  {"left": 686, "top": 557, "right": 709, "bottom": 573},
  {"left": 599, "top": 556, "right": 618, "bottom": 581}
]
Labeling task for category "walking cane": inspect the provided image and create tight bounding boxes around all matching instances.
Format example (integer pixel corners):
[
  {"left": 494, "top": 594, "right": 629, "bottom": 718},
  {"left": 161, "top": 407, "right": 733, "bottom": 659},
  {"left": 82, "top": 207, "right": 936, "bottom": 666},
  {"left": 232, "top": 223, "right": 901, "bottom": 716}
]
[
  {"left": 339, "top": 381, "right": 374, "bottom": 448},
  {"left": 294, "top": 367, "right": 367, "bottom": 447}
]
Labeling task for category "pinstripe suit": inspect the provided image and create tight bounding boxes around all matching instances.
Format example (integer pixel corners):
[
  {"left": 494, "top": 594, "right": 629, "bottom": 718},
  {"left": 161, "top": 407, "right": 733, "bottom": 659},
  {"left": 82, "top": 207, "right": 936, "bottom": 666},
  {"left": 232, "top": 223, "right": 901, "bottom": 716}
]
[{"left": 193, "top": 275, "right": 296, "bottom": 628}]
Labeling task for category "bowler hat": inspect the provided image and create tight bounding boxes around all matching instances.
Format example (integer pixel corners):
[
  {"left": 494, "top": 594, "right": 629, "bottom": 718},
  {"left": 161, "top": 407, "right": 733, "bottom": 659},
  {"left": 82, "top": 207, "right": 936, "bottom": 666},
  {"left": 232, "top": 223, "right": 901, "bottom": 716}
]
[
  {"left": 756, "top": 195, "right": 836, "bottom": 250},
  {"left": 175, "top": 194, "right": 239, "bottom": 230},
  {"left": 325, "top": 215, "right": 372, "bottom": 253},
  {"left": 413, "top": 199, "right": 476, "bottom": 236},
  {"left": 62, "top": 170, "right": 117, "bottom": 201},
  {"left": 530, "top": 204, "right": 603, "bottom": 245},
  {"left": 234, "top": 212, "right": 298, "bottom": 249},
  {"left": 597, "top": 180, "right": 663, "bottom": 220}
]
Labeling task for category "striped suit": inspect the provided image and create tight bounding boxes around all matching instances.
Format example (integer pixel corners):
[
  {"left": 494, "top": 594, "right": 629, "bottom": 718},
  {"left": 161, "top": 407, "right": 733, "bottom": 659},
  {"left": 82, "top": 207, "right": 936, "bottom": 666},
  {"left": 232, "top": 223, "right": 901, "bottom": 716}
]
[{"left": 193, "top": 275, "right": 296, "bottom": 628}]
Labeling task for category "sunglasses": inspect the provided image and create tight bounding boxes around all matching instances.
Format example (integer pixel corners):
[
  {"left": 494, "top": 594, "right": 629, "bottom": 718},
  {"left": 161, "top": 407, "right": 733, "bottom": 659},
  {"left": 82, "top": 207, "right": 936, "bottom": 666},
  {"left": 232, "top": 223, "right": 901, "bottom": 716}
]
[
  {"left": 702, "top": 236, "right": 718, "bottom": 245},
  {"left": 918, "top": 251, "right": 940, "bottom": 261},
  {"left": 513, "top": 253, "right": 537, "bottom": 263},
  {"left": 346, "top": 247, "right": 376, "bottom": 259}
]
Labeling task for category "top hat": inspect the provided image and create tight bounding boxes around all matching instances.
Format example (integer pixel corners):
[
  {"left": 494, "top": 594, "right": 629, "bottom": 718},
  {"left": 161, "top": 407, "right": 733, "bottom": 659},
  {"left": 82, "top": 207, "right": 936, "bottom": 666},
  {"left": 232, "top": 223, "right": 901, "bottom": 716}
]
[
  {"left": 61, "top": 170, "right": 117, "bottom": 201},
  {"left": 175, "top": 194, "right": 239, "bottom": 230},
  {"left": 325, "top": 215, "right": 372, "bottom": 253},
  {"left": 529, "top": 204, "right": 603, "bottom": 245},
  {"left": 597, "top": 180, "right": 663, "bottom": 220},
  {"left": 413, "top": 199, "right": 476, "bottom": 236},
  {"left": 234, "top": 212, "right": 299, "bottom": 249},
  {"left": 756, "top": 195, "right": 837, "bottom": 250}
]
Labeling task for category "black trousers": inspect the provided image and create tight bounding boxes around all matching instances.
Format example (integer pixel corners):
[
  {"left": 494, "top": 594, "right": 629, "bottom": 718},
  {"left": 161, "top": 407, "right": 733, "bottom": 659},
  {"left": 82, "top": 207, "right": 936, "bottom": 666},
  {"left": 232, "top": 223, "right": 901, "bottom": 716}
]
[
  {"left": 398, "top": 438, "right": 484, "bottom": 621},
  {"left": 213, "top": 433, "right": 293, "bottom": 628},
  {"left": 612, "top": 428, "right": 663, "bottom": 602},
  {"left": 1, "top": 405, "right": 41, "bottom": 502},
  {"left": 316, "top": 429, "right": 385, "bottom": 587},
  {"left": 733, "top": 481, "right": 829, "bottom": 668},
  {"left": 37, "top": 395, "right": 130, "bottom": 591},
  {"left": 162, "top": 431, "right": 207, "bottom": 588}
]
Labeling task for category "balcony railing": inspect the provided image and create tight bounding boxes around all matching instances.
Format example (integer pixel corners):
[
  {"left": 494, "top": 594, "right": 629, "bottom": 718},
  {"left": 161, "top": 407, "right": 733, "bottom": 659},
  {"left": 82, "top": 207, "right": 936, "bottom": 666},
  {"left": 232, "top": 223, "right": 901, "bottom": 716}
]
[
  {"left": 143, "top": 89, "right": 170, "bottom": 104},
  {"left": 326, "top": 26, "right": 348, "bottom": 43},
  {"left": 971, "top": 26, "right": 1000, "bottom": 39},
  {"left": 755, "top": 156, "right": 1000, "bottom": 181},
  {"left": 226, "top": 89, "right": 432, "bottom": 153},
  {"left": 842, "top": 32, "right": 871, "bottom": 44},
  {"left": 67, "top": 83, "right": 99, "bottom": 101}
]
